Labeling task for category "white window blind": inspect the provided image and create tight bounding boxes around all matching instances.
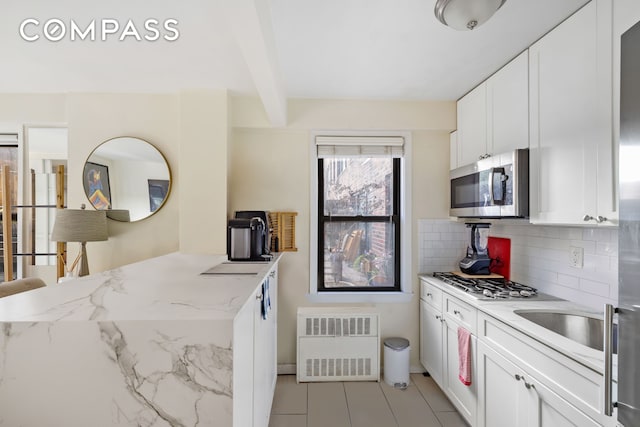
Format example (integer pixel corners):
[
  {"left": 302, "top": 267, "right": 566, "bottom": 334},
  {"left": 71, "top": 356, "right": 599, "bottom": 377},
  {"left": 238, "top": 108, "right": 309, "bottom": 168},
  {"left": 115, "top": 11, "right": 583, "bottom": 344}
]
[
  {"left": 0, "top": 134, "right": 18, "bottom": 144},
  {"left": 316, "top": 136, "right": 404, "bottom": 158}
]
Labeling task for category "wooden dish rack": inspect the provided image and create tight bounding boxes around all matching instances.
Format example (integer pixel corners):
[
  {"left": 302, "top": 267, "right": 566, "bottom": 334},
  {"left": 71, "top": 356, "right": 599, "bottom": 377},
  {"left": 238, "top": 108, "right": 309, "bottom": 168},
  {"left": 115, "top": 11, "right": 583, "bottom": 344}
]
[{"left": 268, "top": 211, "right": 297, "bottom": 252}]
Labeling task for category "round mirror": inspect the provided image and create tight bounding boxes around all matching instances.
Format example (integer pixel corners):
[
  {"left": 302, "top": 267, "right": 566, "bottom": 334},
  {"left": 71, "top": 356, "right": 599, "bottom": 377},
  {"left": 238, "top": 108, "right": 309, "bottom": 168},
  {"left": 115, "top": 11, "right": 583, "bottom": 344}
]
[{"left": 83, "top": 136, "right": 171, "bottom": 222}]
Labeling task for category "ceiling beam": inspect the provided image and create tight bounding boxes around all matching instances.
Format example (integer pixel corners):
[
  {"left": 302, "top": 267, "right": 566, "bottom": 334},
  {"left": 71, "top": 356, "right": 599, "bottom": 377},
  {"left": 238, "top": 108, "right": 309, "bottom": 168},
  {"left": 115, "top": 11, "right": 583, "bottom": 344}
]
[{"left": 223, "top": 0, "right": 287, "bottom": 127}]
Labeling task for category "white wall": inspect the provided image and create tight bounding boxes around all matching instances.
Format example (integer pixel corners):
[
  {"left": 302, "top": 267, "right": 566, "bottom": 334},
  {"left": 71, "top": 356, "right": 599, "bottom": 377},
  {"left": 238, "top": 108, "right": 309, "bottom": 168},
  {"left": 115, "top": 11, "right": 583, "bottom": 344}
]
[
  {"left": 418, "top": 219, "right": 618, "bottom": 310},
  {"left": 229, "top": 98, "right": 455, "bottom": 370}
]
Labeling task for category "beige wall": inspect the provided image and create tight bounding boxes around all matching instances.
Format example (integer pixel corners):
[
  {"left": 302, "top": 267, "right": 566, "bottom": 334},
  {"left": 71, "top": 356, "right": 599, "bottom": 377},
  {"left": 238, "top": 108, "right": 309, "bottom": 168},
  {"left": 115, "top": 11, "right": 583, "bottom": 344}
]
[
  {"left": 0, "top": 94, "right": 67, "bottom": 125},
  {"left": 1, "top": 91, "right": 230, "bottom": 280},
  {"left": 66, "top": 93, "right": 182, "bottom": 271},
  {"left": 229, "top": 98, "right": 455, "bottom": 369},
  {"left": 178, "top": 90, "right": 230, "bottom": 255}
]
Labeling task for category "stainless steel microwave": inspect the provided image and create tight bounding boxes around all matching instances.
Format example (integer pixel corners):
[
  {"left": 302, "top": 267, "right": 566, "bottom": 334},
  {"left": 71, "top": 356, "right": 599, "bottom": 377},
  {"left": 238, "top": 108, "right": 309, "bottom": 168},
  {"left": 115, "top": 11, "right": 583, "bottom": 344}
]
[{"left": 450, "top": 148, "right": 529, "bottom": 218}]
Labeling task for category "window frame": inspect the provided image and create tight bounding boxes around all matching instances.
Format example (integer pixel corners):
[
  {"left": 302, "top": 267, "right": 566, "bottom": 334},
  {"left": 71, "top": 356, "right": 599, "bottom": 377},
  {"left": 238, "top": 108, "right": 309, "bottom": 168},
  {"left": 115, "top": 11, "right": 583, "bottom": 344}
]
[
  {"left": 308, "top": 131, "right": 412, "bottom": 303},
  {"left": 316, "top": 157, "right": 401, "bottom": 292}
]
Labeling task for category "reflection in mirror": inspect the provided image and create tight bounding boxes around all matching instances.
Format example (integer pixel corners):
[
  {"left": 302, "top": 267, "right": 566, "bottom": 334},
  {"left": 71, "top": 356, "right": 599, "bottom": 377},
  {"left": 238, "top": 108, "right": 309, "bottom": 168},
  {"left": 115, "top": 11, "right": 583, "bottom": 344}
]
[
  {"left": 84, "top": 137, "right": 171, "bottom": 222},
  {"left": 28, "top": 127, "right": 68, "bottom": 273}
]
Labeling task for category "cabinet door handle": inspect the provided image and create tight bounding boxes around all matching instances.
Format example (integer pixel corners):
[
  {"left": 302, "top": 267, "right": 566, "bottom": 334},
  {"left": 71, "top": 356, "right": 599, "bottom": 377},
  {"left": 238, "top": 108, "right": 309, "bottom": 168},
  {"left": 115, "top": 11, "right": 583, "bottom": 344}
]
[
  {"left": 256, "top": 293, "right": 263, "bottom": 301},
  {"left": 269, "top": 270, "right": 276, "bottom": 278},
  {"left": 514, "top": 374, "right": 522, "bottom": 381},
  {"left": 426, "top": 293, "right": 433, "bottom": 297},
  {"left": 583, "top": 214, "right": 595, "bottom": 222},
  {"left": 453, "top": 310, "right": 461, "bottom": 315},
  {"left": 524, "top": 382, "right": 535, "bottom": 390},
  {"left": 435, "top": 315, "right": 441, "bottom": 320},
  {"left": 596, "top": 215, "right": 608, "bottom": 223}
]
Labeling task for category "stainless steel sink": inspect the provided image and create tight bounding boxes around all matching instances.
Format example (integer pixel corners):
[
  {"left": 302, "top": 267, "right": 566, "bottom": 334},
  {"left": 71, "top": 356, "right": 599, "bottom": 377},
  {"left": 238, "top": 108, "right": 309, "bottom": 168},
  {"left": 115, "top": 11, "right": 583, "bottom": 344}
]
[{"left": 514, "top": 309, "right": 617, "bottom": 353}]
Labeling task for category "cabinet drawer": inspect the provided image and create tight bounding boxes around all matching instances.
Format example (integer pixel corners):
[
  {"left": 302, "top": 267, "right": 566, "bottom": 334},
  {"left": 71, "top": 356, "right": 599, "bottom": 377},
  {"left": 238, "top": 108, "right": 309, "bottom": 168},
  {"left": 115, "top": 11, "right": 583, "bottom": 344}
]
[
  {"left": 478, "top": 313, "right": 606, "bottom": 421},
  {"left": 444, "top": 295, "right": 477, "bottom": 334},
  {"left": 420, "top": 279, "right": 443, "bottom": 310}
]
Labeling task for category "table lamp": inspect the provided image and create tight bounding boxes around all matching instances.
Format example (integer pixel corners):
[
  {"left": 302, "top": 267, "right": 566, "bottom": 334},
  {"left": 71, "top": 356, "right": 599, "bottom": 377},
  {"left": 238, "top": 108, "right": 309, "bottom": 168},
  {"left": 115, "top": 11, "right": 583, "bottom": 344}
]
[{"left": 51, "top": 205, "right": 108, "bottom": 277}]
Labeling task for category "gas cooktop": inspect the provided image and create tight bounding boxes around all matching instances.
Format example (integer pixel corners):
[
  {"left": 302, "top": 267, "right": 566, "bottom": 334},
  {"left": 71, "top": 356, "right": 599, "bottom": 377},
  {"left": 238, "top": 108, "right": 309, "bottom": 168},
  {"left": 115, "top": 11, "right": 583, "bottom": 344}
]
[{"left": 432, "top": 272, "right": 538, "bottom": 300}]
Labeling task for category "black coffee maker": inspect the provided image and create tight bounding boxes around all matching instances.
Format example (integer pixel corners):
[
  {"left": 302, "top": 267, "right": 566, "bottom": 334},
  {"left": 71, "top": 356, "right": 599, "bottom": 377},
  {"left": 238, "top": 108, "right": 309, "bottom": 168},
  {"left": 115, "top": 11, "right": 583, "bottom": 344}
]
[
  {"left": 227, "top": 211, "right": 271, "bottom": 261},
  {"left": 459, "top": 223, "right": 491, "bottom": 275}
]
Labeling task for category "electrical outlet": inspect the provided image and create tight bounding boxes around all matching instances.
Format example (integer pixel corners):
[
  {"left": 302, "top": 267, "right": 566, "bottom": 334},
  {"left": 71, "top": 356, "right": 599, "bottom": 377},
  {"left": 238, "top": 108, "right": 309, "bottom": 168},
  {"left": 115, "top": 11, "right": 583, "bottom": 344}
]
[{"left": 569, "top": 246, "right": 584, "bottom": 268}]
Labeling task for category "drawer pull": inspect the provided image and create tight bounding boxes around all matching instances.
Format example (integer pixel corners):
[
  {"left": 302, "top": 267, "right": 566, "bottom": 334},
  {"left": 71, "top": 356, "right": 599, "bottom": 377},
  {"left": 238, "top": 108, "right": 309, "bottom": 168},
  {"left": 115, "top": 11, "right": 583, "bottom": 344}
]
[
  {"left": 435, "top": 315, "right": 441, "bottom": 320},
  {"left": 454, "top": 310, "right": 461, "bottom": 315},
  {"left": 427, "top": 293, "right": 433, "bottom": 297},
  {"left": 524, "top": 382, "right": 535, "bottom": 390},
  {"left": 515, "top": 374, "right": 522, "bottom": 381}
]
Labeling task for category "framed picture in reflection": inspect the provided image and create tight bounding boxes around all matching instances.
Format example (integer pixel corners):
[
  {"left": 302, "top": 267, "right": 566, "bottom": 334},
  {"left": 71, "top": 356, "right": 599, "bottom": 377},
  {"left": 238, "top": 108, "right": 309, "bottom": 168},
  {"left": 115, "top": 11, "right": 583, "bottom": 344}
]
[
  {"left": 148, "top": 179, "right": 169, "bottom": 212},
  {"left": 83, "top": 162, "right": 111, "bottom": 210}
]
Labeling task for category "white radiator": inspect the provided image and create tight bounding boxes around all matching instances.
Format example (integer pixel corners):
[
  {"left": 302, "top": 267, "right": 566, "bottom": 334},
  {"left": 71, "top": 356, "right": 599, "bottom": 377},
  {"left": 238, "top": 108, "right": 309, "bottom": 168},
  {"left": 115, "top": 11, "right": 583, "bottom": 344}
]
[{"left": 297, "top": 307, "right": 380, "bottom": 382}]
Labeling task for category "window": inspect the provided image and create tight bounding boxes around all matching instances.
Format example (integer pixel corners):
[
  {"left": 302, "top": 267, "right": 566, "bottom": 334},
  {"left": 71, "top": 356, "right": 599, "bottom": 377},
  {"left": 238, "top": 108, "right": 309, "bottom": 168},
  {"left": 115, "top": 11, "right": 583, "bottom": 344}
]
[{"left": 313, "top": 135, "right": 408, "bottom": 294}]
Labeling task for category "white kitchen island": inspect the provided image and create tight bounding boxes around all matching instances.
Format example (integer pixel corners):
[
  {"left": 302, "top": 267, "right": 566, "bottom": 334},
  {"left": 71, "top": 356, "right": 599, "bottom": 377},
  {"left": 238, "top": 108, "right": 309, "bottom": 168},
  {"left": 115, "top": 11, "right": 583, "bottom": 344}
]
[{"left": 0, "top": 252, "right": 281, "bottom": 427}]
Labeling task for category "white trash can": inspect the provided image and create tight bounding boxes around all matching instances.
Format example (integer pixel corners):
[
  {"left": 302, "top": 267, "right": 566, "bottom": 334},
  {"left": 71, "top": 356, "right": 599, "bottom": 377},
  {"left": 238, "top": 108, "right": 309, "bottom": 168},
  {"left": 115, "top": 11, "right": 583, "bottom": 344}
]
[{"left": 383, "top": 337, "right": 410, "bottom": 389}]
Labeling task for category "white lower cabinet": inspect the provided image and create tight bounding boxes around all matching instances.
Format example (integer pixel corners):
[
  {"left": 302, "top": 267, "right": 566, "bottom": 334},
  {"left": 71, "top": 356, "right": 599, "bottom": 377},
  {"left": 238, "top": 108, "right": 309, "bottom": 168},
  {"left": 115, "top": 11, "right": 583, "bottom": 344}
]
[
  {"left": 420, "top": 299, "right": 444, "bottom": 386},
  {"left": 528, "top": 374, "right": 601, "bottom": 427},
  {"left": 443, "top": 293, "right": 478, "bottom": 425},
  {"left": 420, "top": 279, "right": 477, "bottom": 426},
  {"left": 478, "top": 341, "right": 600, "bottom": 427},
  {"left": 252, "top": 272, "right": 278, "bottom": 427},
  {"left": 477, "top": 341, "right": 530, "bottom": 427},
  {"left": 419, "top": 277, "right": 616, "bottom": 427},
  {"left": 477, "top": 312, "right": 616, "bottom": 427},
  {"left": 233, "top": 269, "right": 278, "bottom": 427},
  {"left": 444, "top": 320, "right": 477, "bottom": 425}
]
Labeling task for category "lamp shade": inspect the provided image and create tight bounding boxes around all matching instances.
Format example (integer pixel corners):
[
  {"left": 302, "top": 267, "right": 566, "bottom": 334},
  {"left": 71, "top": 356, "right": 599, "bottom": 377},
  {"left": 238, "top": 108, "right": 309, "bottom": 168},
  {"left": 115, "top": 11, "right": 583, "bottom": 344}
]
[
  {"left": 51, "top": 209, "right": 108, "bottom": 242},
  {"left": 435, "top": 0, "right": 506, "bottom": 30}
]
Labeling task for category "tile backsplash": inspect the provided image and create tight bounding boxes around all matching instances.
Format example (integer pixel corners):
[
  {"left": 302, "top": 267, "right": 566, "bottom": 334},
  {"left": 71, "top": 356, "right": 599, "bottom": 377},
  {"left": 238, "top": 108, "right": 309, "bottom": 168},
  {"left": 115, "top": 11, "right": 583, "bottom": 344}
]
[{"left": 418, "top": 219, "right": 618, "bottom": 310}]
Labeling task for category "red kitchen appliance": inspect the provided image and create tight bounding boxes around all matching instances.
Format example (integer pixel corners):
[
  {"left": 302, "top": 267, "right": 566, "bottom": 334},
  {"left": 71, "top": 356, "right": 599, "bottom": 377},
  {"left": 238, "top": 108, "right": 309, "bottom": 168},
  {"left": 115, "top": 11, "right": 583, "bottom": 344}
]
[{"left": 487, "top": 236, "right": 511, "bottom": 280}]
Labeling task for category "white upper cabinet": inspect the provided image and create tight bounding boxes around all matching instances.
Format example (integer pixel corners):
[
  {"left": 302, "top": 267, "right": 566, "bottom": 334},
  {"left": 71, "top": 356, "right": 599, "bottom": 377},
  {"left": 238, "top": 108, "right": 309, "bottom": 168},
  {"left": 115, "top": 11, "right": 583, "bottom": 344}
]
[
  {"left": 450, "top": 131, "right": 458, "bottom": 170},
  {"left": 455, "top": 51, "right": 529, "bottom": 169},
  {"left": 457, "top": 84, "right": 488, "bottom": 167},
  {"left": 487, "top": 51, "right": 529, "bottom": 156},
  {"left": 529, "top": 0, "right": 615, "bottom": 225}
]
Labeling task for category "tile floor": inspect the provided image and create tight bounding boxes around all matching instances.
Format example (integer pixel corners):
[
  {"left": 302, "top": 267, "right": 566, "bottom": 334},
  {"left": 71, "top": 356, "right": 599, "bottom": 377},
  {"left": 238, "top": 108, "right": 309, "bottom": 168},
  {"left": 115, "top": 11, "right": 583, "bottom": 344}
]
[{"left": 269, "top": 373, "right": 468, "bottom": 427}]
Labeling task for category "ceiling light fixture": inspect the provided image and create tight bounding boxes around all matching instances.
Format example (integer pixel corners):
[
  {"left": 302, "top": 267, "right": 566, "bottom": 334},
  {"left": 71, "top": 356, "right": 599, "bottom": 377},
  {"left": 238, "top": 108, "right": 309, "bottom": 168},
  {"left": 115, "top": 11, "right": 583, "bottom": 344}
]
[{"left": 434, "top": 0, "right": 507, "bottom": 30}]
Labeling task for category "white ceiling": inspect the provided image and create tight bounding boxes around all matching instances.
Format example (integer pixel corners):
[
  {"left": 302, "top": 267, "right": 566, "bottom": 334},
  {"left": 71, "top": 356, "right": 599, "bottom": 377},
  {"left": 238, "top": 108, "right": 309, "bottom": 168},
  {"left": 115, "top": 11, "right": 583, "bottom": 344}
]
[{"left": 1, "top": 0, "right": 589, "bottom": 101}]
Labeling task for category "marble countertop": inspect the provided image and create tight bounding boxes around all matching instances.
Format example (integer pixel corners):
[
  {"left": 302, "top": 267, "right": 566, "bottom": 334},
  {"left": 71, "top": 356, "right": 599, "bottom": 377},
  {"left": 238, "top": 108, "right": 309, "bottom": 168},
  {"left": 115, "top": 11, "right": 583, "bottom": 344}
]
[
  {"left": 419, "top": 274, "right": 615, "bottom": 376},
  {"left": 0, "top": 252, "right": 281, "bottom": 322}
]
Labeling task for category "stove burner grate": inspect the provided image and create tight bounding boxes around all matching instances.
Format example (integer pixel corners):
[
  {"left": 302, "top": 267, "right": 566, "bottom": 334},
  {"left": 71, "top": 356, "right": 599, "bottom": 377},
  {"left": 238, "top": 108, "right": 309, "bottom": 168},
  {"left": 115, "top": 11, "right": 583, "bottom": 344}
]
[{"left": 432, "top": 272, "right": 537, "bottom": 299}]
